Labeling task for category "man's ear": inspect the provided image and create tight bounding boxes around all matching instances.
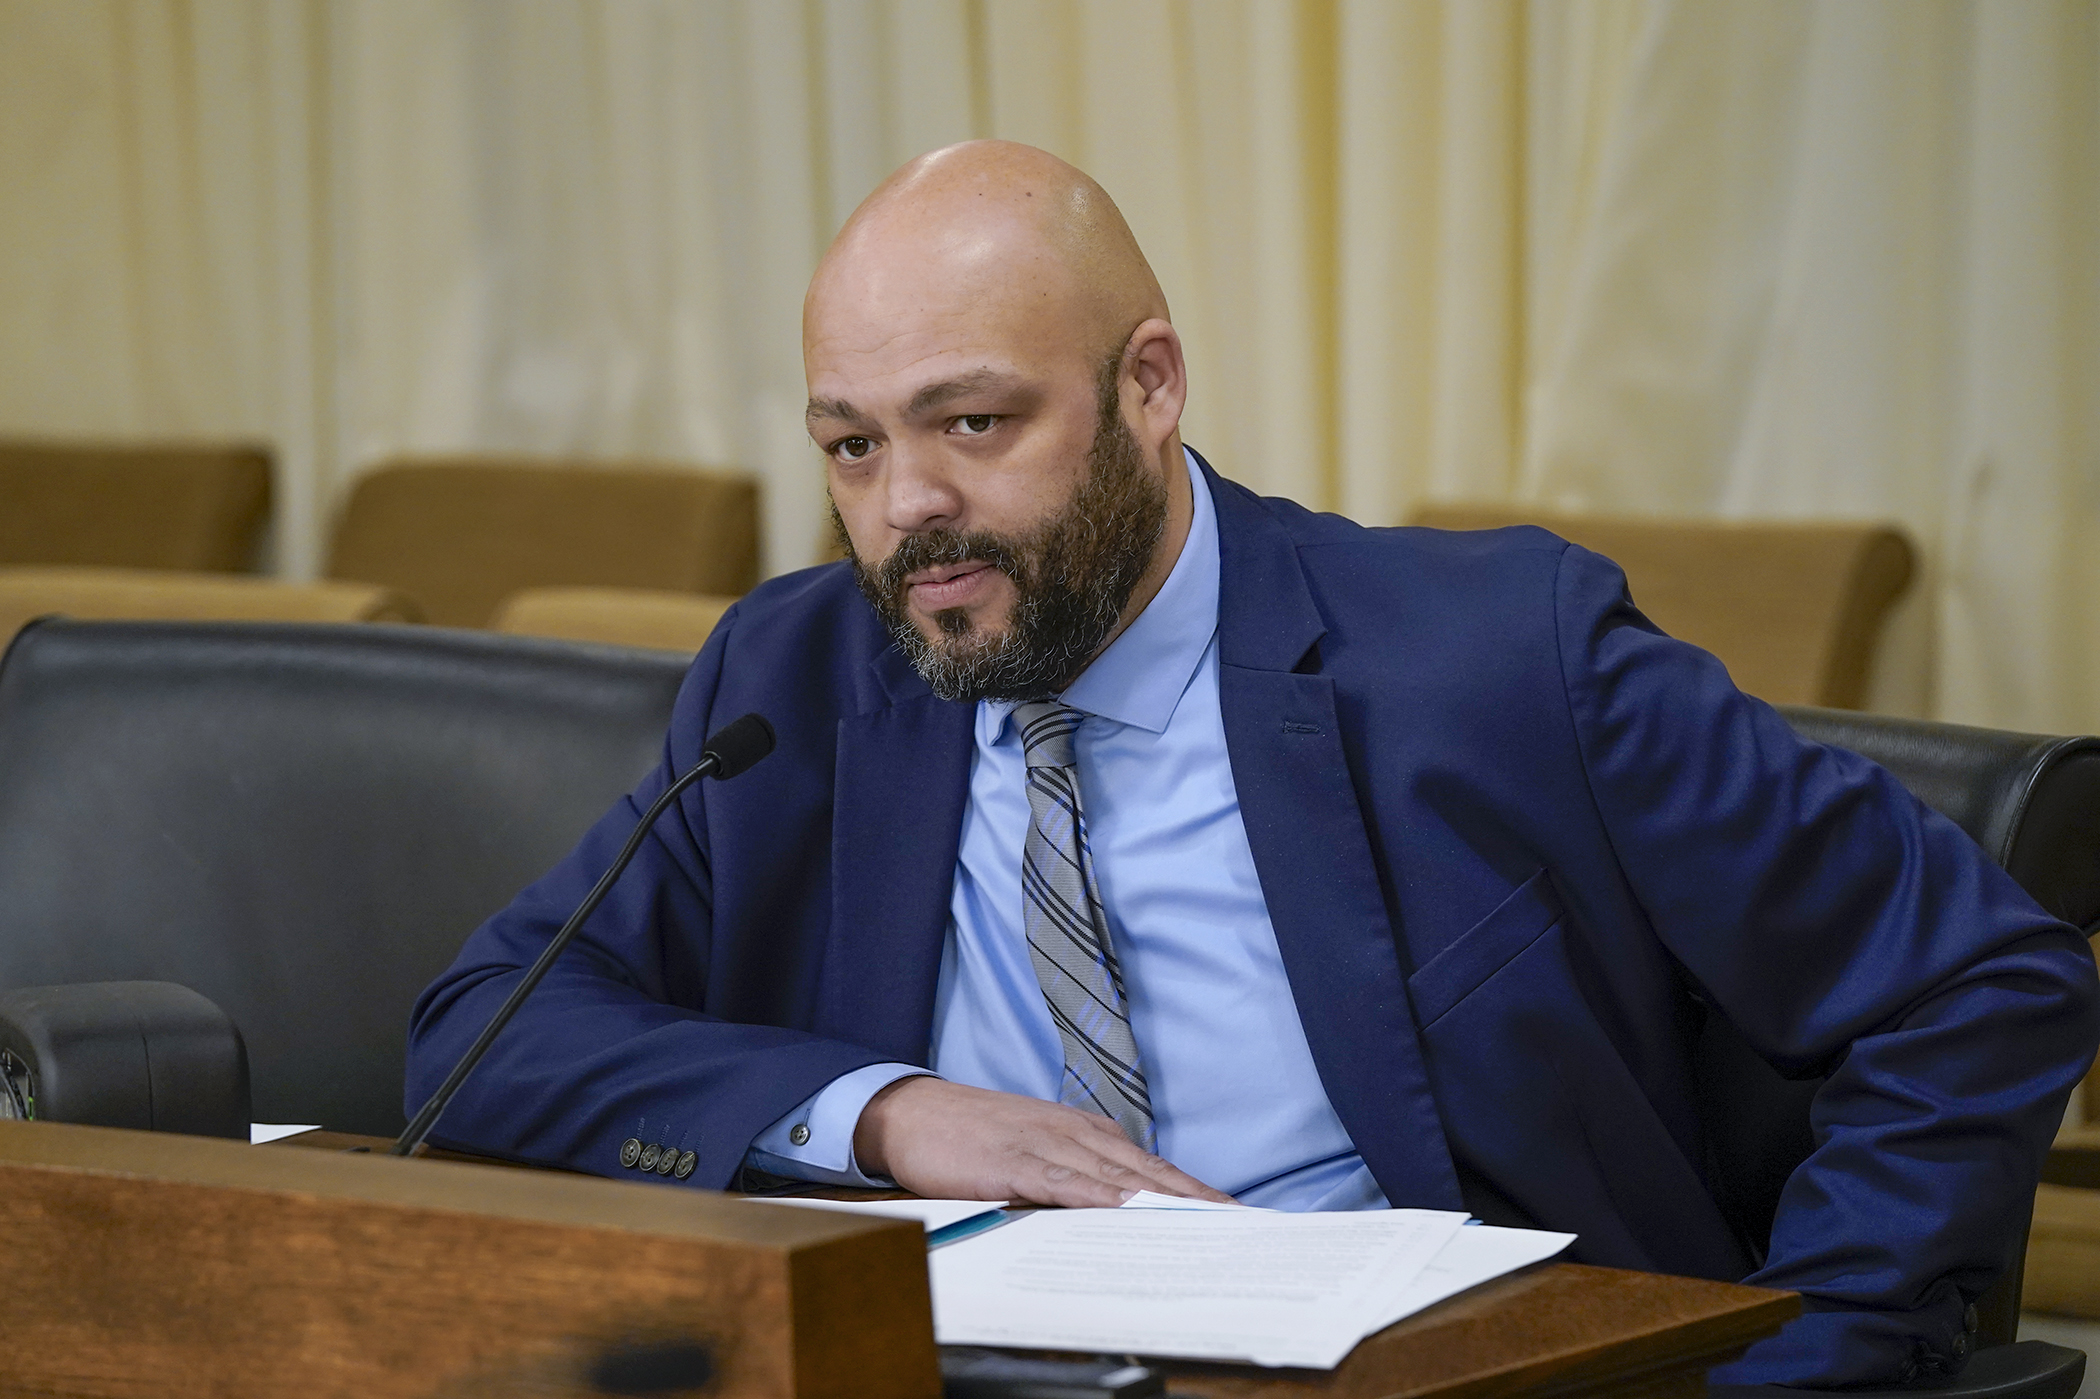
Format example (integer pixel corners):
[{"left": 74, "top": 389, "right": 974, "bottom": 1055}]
[{"left": 1124, "top": 319, "right": 1187, "bottom": 450}]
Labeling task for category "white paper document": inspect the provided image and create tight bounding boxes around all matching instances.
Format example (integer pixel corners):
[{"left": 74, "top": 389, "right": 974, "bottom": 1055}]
[
  {"left": 1118, "top": 1189, "right": 1269, "bottom": 1212},
  {"left": 248, "top": 1123, "right": 321, "bottom": 1145},
  {"left": 747, "top": 1195, "right": 1007, "bottom": 1234},
  {"left": 930, "top": 1206, "right": 1470, "bottom": 1368},
  {"left": 1363, "top": 1223, "right": 1575, "bottom": 1334}
]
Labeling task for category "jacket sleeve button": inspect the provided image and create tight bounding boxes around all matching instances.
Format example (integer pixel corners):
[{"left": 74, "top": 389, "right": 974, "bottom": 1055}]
[
  {"left": 638, "top": 1143, "right": 662, "bottom": 1171},
  {"left": 674, "top": 1150, "right": 697, "bottom": 1180},
  {"left": 620, "top": 1138, "right": 643, "bottom": 1169},
  {"left": 655, "top": 1146, "right": 679, "bottom": 1175},
  {"left": 788, "top": 1124, "right": 811, "bottom": 1146}
]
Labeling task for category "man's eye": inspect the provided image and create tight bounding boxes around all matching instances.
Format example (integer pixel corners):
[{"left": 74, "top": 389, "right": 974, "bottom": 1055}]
[
  {"left": 832, "top": 437, "right": 875, "bottom": 461},
  {"left": 954, "top": 415, "right": 998, "bottom": 436}
]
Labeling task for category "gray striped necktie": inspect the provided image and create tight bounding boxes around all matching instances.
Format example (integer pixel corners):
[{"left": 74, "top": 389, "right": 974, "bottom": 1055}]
[{"left": 1013, "top": 700, "right": 1154, "bottom": 1149}]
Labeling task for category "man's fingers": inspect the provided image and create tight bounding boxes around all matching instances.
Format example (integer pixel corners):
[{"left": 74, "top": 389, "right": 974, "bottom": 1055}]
[
  {"left": 1020, "top": 1122, "right": 1236, "bottom": 1206},
  {"left": 1009, "top": 1128, "right": 1166, "bottom": 1207},
  {"left": 1051, "top": 1118, "right": 1236, "bottom": 1201},
  {"left": 1013, "top": 1149, "right": 1233, "bottom": 1209},
  {"left": 1019, "top": 1158, "right": 1144, "bottom": 1208},
  {"left": 1100, "top": 1153, "right": 1235, "bottom": 1204},
  {"left": 860, "top": 1080, "right": 1237, "bottom": 1207},
  {"left": 1125, "top": 1153, "right": 1237, "bottom": 1204}
]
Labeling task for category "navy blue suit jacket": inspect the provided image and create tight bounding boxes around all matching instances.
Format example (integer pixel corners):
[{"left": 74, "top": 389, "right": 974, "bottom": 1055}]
[{"left": 409, "top": 456, "right": 2097, "bottom": 1386}]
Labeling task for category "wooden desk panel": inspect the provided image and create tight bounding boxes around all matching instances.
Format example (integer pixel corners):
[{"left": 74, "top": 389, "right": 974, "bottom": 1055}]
[{"left": 0, "top": 1121, "right": 940, "bottom": 1399}]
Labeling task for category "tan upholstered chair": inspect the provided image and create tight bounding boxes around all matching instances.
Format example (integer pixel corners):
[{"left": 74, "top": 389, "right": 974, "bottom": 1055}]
[
  {"left": 2035, "top": 1106, "right": 2100, "bottom": 1318},
  {"left": 327, "top": 458, "right": 759, "bottom": 628},
  {"left": 488, "top": 586, "right": 736, "bottom": 655},
  {"left": 0, "top": 567, "right": 419, "bottom": 644},
  {"left": 0, "top": 439, "right": 272, "bottom": 572},
  {"left": 1407, "top": 506, "right": 1916, "bottom": 710},
  {"left": 2026, "top": 1181, "right": 2100, "bottom": 1318}
]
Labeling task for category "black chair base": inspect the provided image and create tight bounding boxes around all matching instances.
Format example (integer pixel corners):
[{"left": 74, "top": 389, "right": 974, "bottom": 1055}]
[{"left": 1709, "top": 1340, "right": 2085, "bottom": 1398}]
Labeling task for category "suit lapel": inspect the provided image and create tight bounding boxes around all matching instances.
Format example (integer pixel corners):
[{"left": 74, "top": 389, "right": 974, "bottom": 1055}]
[
  {"left": 820, "top": 648, "right": 975, "bottom": 1063},
  {"left": 1206, "top": 459, "right": 1464, "bottom": 1210}
]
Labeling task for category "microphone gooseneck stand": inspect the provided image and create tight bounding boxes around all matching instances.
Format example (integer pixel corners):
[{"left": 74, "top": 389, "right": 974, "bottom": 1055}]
[{"left": 392, "top": 712, "right": 775, "bottom": 1158}]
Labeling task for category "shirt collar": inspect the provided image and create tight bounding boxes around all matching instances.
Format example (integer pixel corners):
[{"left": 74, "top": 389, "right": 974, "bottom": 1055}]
[{"left": 980, "top": 446, "right": 1220, "bottom": 745}]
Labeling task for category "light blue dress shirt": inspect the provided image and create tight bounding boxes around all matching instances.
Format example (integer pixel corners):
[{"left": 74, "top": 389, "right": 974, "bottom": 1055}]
[{"left": 748, "top": 450, "right": 1388, "bottom": 1212}]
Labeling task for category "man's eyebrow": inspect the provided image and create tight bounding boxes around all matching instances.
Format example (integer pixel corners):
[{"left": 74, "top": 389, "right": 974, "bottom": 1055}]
[
  {"left": 806, "top": 370, "right": 1024, "bottom": 429},
  {"left": 805, "top": 397, "right": 866, "bottom": 428},
  {"left": 905, "top": 369, "right": 1022, "bottom": 417}
]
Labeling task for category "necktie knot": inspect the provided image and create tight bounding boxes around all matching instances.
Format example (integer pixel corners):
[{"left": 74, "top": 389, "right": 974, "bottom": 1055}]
[{"left": 1015, "top": 700, "right": 1082, "bottom": 770}]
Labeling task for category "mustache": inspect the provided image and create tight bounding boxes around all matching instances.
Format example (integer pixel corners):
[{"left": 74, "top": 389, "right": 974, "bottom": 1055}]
[{"left": 865, "top": 528, "right": 1031, "bottom": 599}]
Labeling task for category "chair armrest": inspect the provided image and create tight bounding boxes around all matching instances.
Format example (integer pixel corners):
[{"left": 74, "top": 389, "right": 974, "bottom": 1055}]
[{"left": 0, "top": 981, "right": 249, "bottom": 1138}]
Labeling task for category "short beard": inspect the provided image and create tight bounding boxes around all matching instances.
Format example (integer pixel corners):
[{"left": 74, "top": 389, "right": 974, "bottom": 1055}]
[{"left": 836, "top": 361, "right": 1168, "bottom": 703}]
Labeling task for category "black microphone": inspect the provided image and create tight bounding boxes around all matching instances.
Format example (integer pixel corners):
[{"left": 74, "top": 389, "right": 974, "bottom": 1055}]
[{"left": 393, "top": 712, "right": 776, "bottom": 1157}]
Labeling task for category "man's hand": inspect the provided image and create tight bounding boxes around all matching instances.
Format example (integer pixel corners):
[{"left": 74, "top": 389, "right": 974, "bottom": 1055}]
[{"left": 853, "top": 1077, "right": 1236, "bottom": 1207}]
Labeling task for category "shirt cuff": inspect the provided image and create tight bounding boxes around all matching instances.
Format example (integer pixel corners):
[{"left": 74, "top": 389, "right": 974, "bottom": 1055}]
[{"left": 743, "top": 1062, "right": 935, "bottom": 1187}]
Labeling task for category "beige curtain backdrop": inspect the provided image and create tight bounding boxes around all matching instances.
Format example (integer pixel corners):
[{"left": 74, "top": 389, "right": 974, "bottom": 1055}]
[{"left": 1, "top": 0, "right": 2094, "bottom": 728}]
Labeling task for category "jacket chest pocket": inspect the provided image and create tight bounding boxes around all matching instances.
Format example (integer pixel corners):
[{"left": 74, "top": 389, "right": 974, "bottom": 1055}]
[{"left": 1407, "top": 868, "right": 1567, "bottom": 1028}]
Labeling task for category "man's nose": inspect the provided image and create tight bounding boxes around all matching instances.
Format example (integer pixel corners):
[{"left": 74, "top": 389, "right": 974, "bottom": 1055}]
[{"left": 881, "top": 444, "right": 964, "bottom": 535}]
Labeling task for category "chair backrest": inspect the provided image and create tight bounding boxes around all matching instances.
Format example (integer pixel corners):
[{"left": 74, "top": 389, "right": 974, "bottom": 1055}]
[
  {"left": 1700, "top": 705, "right": 2100, "bottom": 1345},
  {"left": 0, "top": 621, "right": 691, "bottom": 1135},
  {"left": 488, "top": 586, "right": 736, "bottom": 656},
  {"left": 0, "top": 567, "right": 421, "bottom": 644},
  {"left": 1781, "top": 710, "right": 2100, "bottom": 937},
  {"left": 0, "top": 439, "right": 272, "bottom": 573},
  {"left": 328, "top": 457, "right": 759, "bottom": 628},
  {"left": 1408, "top": 505, "right": 1915, "bottom": 709}
]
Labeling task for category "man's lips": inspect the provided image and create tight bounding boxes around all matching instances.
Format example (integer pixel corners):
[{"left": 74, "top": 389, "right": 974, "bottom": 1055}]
[
  {"left": 903, "top": 561, "right": 992, "bottom": 588},
  {"left": 906, "top": 562, "right": 998, "bottom": 610}
]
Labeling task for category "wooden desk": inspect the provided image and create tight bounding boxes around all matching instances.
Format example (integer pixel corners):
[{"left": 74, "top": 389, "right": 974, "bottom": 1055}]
[
  {"left": 1155, "top": 1265, "right": 1791, "bottom": 1399},
  {"left": 274, "top": 1126, "right": 550, "bottom": 1168},
  {"left": 271, "top": 1132, "right": 1797, "bottom": 1397}
]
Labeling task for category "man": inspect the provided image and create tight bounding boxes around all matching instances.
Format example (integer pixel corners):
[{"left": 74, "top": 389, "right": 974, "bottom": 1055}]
[{"left": 408, "top": 142, "right": 2098, "bottom": 1388}]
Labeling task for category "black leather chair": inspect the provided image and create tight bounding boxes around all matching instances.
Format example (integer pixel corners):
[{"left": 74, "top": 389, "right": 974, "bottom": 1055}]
[
  {"left": 1706, "top": 706, "right": 2100, "bottom": 1398},
  {"left": 0, "top": 619, "right": 689, "bottom": 1136}
]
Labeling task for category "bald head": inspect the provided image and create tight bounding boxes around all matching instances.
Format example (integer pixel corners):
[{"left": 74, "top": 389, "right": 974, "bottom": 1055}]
[{"left": 806, "top": 141, "right": 1167, "bottom": 373}]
